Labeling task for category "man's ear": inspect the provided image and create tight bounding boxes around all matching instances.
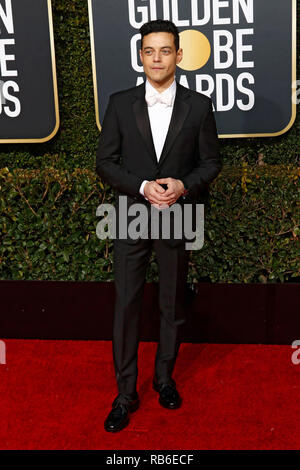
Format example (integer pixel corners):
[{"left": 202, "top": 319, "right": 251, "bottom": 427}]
[{"left": 176, "top": 48, "right": 183, "bottom": 65}]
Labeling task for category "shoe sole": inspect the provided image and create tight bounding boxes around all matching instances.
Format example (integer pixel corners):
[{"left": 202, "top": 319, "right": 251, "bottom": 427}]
[
  {"left": 158, "top": 397, "right": 182, "bottom": 409},
  {"left": 104, "top": 400, "right": 140, "bottom": 433}
]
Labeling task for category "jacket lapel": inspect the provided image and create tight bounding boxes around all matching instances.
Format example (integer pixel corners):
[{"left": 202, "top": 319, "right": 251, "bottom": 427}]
[
  {"left": 132, "top": 82, "right": 157, "bottom": 165},
  {"left": 158, "top": 82, "right": 191, "bottom": 168}
]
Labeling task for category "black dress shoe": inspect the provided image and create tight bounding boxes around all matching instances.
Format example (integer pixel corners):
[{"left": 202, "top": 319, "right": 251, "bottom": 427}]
[
  {"left": 104, "top": 395, "right": 139, "bottom": 433},
  {"left": 153, "top": 380, "right": 182, "bottom": 409}
]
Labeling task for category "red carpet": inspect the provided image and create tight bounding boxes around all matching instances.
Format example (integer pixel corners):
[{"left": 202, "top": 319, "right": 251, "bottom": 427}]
[{"left": 0, "top": 339, "right": 299, "bottom": 450}]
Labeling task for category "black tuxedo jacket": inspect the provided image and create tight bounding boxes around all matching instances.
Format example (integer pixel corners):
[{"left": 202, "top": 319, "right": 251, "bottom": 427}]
[{"left": 96, "top": 81, "right": 222, "bottom": 245}]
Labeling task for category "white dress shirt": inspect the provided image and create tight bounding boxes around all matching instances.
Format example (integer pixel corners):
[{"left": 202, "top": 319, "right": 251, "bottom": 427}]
[{"left": 139, "top": 79, "right": 177, "bottom": 198}]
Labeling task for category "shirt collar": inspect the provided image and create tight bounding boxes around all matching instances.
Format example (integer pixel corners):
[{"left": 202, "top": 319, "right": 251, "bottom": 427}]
[{"left": 145, "top": 79, "right": 176, "bottom": 102}]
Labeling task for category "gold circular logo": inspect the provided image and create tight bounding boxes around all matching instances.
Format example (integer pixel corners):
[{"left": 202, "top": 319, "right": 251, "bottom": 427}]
[{"left": 178, "top": 30, "right": 211, "bottom": 71}]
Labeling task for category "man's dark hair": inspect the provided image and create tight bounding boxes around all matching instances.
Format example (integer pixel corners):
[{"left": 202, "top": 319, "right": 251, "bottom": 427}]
[{"left": 140, "top": 19, "right": 180, "bottom": 51}]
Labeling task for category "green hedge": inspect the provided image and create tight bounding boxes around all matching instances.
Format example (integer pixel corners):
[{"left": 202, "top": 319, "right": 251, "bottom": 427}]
[
  {"left": 0, "top": 165, "right": 299, "bottom": 283},
  {"left": 0, "top": 0, "right": 299, "bottom": 169}
]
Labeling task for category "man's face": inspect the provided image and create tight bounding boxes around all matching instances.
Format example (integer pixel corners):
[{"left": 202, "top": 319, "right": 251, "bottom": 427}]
[{"left": 139, "top": 32, "right": 183, "bottom": 88}]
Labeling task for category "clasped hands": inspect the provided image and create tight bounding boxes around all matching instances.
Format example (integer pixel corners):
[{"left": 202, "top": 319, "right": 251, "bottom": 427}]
[{"left": 144, "top": 177, "right": 185, "bottom": 209}]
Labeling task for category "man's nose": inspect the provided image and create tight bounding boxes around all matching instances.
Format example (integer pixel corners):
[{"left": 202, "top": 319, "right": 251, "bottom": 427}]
[{"left": 153, "top": 51, "right": 161, "bottom": 62}]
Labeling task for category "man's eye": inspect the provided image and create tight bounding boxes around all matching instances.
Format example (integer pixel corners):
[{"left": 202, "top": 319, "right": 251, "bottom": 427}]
[{"left": 162, "top": 50, "right": 170, "bottom": 54}]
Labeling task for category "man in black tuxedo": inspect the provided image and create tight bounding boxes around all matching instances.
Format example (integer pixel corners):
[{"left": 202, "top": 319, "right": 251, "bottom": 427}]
[{"left": 96, "top": 19, "right": 222, "bottom": 432}]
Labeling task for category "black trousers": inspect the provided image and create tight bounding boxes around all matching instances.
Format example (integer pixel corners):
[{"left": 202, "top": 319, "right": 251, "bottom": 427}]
[{"left": 112, "top": 236, "right": 190, "bottom": 399}]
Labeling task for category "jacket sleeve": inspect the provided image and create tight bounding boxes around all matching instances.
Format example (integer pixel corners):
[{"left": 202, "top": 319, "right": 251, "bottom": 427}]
[
  {"left": 95, "top": 95, "right": 144, "bottom": 197},
  {"left": 181, "top": 98, "right": 222, "bottom": 200}
]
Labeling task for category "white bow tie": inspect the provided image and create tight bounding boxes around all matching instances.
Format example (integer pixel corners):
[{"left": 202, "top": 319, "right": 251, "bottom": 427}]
[{"left": 145, "top": 90, "right": 173, "bottom": 107}]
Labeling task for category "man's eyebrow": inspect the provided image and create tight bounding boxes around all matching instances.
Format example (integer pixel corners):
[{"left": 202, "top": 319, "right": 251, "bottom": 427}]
[{"left": 143, "top": 46, "right": 172, "bottom": 50}]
